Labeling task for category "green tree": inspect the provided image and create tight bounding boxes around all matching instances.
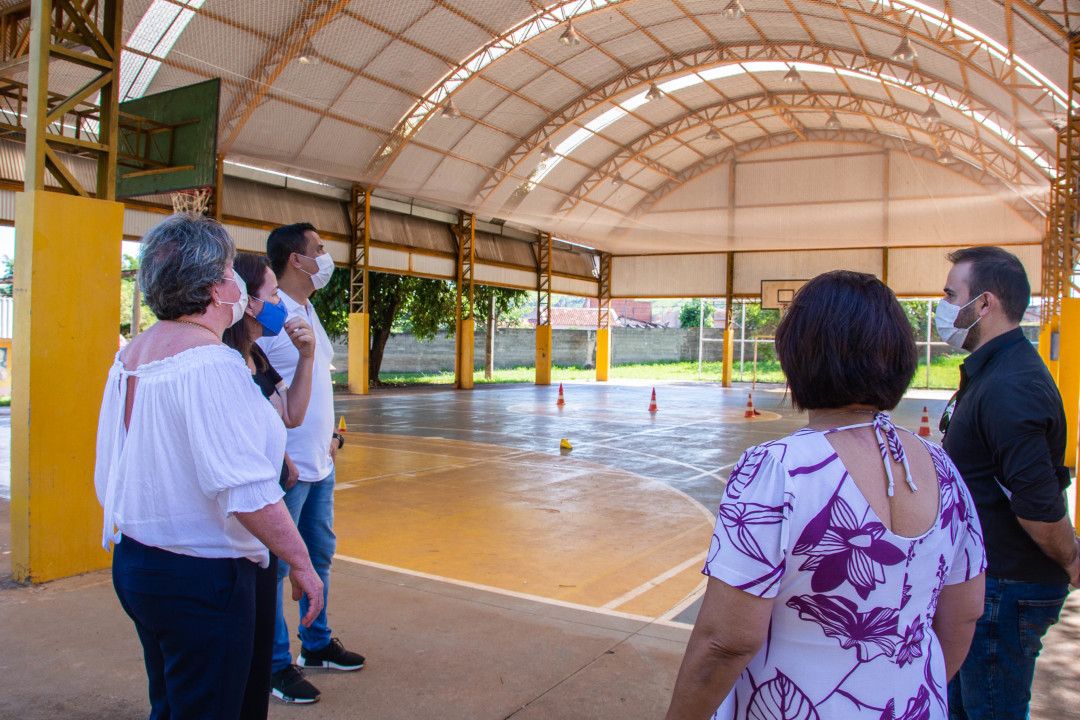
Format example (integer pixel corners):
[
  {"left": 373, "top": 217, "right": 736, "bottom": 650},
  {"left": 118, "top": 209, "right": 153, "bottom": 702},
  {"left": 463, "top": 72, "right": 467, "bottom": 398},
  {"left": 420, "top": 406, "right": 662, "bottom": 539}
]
[
  {"left": 120, "top": 254, "right": 156, "bottom": 337},
  {"left": 0, "top": 255, "right": 12, "bottom": 297},
  {"left": 679, "top": 298, "right": 714, "bottom": 328},
  {"left": 310, "top": 270, "right": 528, "bottom": 385}
]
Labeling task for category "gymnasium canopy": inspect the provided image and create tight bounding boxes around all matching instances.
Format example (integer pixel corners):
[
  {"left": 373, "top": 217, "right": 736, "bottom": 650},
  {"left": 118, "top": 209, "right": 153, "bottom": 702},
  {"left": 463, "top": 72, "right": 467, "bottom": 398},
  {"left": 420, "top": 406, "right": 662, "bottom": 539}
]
[{"left": 3, "top": 0, "right": 1077, "bottom": 298}]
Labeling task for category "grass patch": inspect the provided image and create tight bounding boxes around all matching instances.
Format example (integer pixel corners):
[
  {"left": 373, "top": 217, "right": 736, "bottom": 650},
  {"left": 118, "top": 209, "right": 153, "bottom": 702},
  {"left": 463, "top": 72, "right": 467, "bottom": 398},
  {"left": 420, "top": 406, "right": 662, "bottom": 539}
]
[
  {"left": 0, "top": 395, "right": 8, "bottom": 407},
  {"left": 334, "top": 354, "right": 965, "bottom": 391}
]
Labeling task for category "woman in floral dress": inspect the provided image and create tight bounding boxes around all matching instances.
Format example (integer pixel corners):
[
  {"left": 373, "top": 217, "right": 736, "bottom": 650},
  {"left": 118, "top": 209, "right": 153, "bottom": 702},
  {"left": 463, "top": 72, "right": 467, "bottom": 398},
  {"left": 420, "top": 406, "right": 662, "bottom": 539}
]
[{"left": 666, "top": 271, "right": 986, "bottom": 720}]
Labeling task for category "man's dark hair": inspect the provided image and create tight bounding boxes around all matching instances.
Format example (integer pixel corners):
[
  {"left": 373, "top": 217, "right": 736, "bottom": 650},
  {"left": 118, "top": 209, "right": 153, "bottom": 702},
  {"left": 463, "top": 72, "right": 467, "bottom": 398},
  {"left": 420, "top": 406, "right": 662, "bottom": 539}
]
[
  {"left": 775, "top": 270, "right": 916, "bottom": 411},
  {"left": 946, "top": 246, "right": 1030, "bottom": 324},
  {"left": 267, "top": 222, "right": 316, "bottom": 278}
]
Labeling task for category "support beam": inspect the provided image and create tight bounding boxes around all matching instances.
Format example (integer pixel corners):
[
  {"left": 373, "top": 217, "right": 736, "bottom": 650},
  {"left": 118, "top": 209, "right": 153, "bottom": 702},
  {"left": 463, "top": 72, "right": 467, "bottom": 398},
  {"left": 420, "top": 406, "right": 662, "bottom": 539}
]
[
  {"left": 348, "top": 184, "right": 370, "bottom": 394},
  {"left": 596, "top": 251, "right": 611, "bottom": 382},
  {"left": 535, "top": 231, "right": 552, "bottom": 386},
  {"left": 12, "top": 0, "right": 124, "bottom": 584},
  {"left": 1060, "top": 299, "right": 1080, "bottom": 470},
  {"left": 454, "top": 212, "right": 475, "bottom": 389},
  {"left": 723, "top": 251, "right": 735, "bottom": 387}
]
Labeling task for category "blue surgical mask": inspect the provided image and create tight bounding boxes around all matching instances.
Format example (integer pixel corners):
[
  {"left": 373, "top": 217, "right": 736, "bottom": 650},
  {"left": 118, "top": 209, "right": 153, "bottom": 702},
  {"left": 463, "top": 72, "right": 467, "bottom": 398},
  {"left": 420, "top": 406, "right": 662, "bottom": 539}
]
[{"left": 253, "top": 296, "right": 288, "bottom": 337}]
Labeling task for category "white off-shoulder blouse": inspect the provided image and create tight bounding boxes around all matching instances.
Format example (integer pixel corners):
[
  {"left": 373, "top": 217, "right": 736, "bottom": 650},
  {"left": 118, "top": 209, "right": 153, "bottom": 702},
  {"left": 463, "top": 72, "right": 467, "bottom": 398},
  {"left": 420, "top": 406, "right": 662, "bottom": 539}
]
[{"left": 94, "top": 344, "right": 286, "bottom": 567}]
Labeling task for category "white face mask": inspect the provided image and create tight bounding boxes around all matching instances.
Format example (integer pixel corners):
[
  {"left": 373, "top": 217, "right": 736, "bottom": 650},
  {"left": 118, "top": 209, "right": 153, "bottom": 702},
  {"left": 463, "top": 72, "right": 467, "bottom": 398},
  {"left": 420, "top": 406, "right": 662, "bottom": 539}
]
[
  {"left": 298, "top": 252, "right": 335, "bottom": 290},
  {"left": 219, "top": 274, "right": 248, "bottom": 327},
  {"left": 935, "top": 294, "right": 983, "bottom": 350}
]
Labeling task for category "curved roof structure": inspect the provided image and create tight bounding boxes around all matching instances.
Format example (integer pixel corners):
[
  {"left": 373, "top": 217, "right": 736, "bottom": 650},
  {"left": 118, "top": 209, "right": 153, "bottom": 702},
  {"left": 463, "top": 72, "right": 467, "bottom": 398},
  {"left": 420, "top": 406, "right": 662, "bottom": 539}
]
[{"left": 116, "top": 0, "right": 1073, "bottom": 254}]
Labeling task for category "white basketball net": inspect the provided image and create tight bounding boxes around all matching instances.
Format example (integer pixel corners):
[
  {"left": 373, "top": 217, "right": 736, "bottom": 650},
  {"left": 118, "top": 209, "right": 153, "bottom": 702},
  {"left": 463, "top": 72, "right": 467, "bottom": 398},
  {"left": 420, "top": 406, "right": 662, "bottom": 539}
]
[{"left": 170, "top": 187, "right": 213, "bottom": 216}]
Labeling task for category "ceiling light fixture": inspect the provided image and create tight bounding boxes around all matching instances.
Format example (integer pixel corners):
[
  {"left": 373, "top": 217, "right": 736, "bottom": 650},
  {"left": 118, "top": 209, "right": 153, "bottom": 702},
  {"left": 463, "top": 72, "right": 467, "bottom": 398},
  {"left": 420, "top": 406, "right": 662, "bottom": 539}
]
[
  {"left": 441, "top": 97, "right": 461, "bottom": 119},
  {"left": 646, "top": 83, "right": 663, "bottom": 102},
  {"left": 706, "top": 126, "right": 722, "bottom": 140},
  {"left": 937, "top": 147, "right": 954, "bottom": 164},
  {"left": 540, "top": 141, "right": 556, "bottom": 161},
  {"left": 825, "top": 111, "right": 841, "bottom": 130},
  {"left": 612, "top": 172, "right": 626, "bottom": 186},
  {"left": 891, "top": 34, "right": 916, "bottom": 62},
  {"left": 921, "top": 103, "right": 941, "bottom": 126},
  {"left": 783, "top": 65, "right": 802, "bottom": 84},
  {"left": 722, "top": 0, "right": 746, "bottom": 19},
  {"left": 559, "top": 21, "right": 581, "bottom": 46}
]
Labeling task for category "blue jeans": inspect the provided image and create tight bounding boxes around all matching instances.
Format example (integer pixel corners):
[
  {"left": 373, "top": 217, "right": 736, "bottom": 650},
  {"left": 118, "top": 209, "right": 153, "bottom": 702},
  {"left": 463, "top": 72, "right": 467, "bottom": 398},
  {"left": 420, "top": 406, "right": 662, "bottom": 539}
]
[
  {"left": 272, "top": 468, "right": 336, "bottom": 673},
  {"left": 113, "top": 537, "right": 256, "bottom": 719},
  {"left": 948, "top": 577, "right": 1068, "bottom": 720}
]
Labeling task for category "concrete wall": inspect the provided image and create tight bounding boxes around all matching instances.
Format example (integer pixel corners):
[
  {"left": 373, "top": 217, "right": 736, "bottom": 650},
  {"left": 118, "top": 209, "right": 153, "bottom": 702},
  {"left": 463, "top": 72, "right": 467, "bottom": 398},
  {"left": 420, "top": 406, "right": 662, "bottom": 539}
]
[{"left": 332, "top": 327, "right": 729, "bottom": 374}]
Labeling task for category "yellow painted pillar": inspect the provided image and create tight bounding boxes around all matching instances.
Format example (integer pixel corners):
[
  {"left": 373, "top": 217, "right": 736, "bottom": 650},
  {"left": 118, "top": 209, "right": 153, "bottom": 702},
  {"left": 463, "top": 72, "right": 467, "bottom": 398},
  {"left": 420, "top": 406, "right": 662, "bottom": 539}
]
[
  {"left": 536, "top": 324, "right": 552, "bottom": 385},
  {"left": 459, "top": 317, "right": 475, "bottom": 389},
  {"left": 1059, "top": 299, "right": 1080, "bottom": 469},
  {"left": 347, "top": 312, "right": 369, "bottom": 395},
  {"left": 596, "top": 327, "right": 610, "bottom": 381},
  {"left": 11, "top": 191, "right": 123, "bottom": 583},
  {"left": 722, "top": 324, "right": 734, "bottom": 387}
]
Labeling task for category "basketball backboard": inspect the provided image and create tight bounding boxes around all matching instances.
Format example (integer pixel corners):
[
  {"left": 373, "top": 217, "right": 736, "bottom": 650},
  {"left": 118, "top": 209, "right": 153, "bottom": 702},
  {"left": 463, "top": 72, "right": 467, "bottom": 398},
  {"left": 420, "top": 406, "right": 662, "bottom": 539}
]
[
  {"left": 116, "top": 78, "right": 220, "bottom": 198},
  {"left": 761, "top": 279, "right": 809, "bottom": 310}
]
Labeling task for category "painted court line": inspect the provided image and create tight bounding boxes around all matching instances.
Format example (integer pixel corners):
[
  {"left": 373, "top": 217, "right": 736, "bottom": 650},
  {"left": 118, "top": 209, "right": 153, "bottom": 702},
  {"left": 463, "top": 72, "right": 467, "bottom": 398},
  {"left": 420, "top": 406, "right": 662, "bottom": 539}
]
[
  {"left": 333, "top": 553, "right": 694, "bottom": 629},
  {"left": 602, "top": 552, "right": 708, "bottom": 610}
]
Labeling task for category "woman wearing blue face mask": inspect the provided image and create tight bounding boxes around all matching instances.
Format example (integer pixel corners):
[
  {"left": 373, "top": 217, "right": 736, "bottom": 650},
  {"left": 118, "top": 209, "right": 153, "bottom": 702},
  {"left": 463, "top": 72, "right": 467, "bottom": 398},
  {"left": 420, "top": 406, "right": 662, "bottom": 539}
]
[{"left": 222, "top": 251, "right": 316, "bottom": 720}]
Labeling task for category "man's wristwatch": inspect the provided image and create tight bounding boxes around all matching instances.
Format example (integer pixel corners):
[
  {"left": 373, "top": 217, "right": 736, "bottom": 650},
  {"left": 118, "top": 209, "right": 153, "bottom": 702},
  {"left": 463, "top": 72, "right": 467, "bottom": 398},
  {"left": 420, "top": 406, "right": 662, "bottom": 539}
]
[{"left": 333, "top": 433, "right": 345, "bottom": 450}]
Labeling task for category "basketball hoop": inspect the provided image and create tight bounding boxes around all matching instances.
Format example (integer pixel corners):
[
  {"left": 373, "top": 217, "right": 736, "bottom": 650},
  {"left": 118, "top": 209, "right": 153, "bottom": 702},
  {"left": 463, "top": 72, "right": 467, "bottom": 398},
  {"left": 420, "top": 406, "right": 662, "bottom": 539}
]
[{"left": 171, "top": 187, "right": 213, "bottom": 216}]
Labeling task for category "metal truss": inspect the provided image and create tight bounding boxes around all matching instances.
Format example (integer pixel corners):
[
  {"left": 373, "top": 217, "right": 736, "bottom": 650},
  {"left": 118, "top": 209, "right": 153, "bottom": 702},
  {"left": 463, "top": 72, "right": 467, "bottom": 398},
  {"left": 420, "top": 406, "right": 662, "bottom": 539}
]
[
  {"left": 349, "top": 184, "right": 369, "bottom": 315},
  {"left": 474, "top": 41, "right": 1056, "bottom": 213},
  {"left": 1041, "top": 34, "right": 1079, "bottom": 322},
  {"left": 600, "top": 128, "right": 1047, "bottom": 243},
  {"left": 597, "top": 251, "right": 611, "bottom": 330},
  {"left": 368, "top": 1, "right": 1066, "bottom": 197},
  {"left": 536, "top": 232, "right": 552, "bottom": 327},
  {"left": 555, "top": 91, "right": 1043, "bottom": 220},
  {"left": 21, "top": 0, "right": 122, "bottom": 198},
  {"left": 454, "top": 211, "right": 475, "bottom": 322},
  {"left": 217, "top": 0, "right": 351, "bottom": 155}
]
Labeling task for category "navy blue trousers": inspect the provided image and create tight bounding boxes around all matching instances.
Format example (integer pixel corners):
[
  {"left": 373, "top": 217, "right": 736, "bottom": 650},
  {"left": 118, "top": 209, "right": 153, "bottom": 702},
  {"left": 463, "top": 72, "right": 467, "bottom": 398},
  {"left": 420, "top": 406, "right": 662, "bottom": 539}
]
[{"left": 113, "top": 537, "right": 257, "bottom": 720}]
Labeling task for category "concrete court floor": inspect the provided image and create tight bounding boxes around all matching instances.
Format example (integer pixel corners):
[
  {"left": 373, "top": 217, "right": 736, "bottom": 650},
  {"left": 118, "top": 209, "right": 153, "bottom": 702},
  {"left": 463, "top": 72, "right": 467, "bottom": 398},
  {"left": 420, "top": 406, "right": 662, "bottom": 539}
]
[{"left": 1, "top": 382, "right": 1078, "bottom": 719}]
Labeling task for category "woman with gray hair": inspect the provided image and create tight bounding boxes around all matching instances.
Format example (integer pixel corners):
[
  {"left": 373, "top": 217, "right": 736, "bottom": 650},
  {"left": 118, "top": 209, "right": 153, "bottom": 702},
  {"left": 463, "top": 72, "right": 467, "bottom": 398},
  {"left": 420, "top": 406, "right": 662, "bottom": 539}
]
[{"left": 94, "top": 213, "right": 324, "bottom": 719}]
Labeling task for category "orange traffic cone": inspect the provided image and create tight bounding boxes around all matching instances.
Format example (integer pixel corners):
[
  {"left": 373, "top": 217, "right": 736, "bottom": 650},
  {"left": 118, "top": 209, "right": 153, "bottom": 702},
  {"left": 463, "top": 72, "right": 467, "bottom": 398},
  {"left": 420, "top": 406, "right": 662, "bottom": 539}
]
[
  {"left": 745, "top": 393, "right": 755, "bottom": 418},
  {"left": 338, "top": 416, "right": 347, "bottom": 432},
  {"left": 918, "top": 406, "right": 931, "bottom": 437},
  {"left": 557, "top": 383, "right": 566, "bottom": 407},
  {"left": 648, "top": 388, "right": 658, "bottom": 413}
]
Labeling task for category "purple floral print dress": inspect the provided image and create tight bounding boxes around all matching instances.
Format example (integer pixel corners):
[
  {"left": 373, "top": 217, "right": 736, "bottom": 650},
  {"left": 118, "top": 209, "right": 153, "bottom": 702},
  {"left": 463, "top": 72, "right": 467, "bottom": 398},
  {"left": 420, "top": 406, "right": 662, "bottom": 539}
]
[{"left": 703, "top": 415, "right": 986, "bottom": 720}]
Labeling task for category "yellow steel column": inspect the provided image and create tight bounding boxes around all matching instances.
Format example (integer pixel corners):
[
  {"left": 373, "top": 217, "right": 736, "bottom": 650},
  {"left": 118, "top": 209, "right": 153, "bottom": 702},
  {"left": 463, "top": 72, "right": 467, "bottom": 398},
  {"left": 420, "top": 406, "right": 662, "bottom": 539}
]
[
  {"left": 1039, "top": 315, "right": 1060, "bottom": 382},
  {"left": 722, "top": 251, "right": 735, "bottom": 387},
  {"left": 596, "top": 251, "right": 611, "bottom": 381},
  {"left": 535, "top": 232, "right": 552, "bottom": 385},
  {"left": 1060, "top": 299, "right": 1080, "bottom": 469},
  {"left": 347, "top": 185, "right": 370, "bottom": 394},
  {"left": 454, "top": 212, "right": 475, "bottom": 389},
  {"left": 12, "top": 0, "right": 125, "bottom": 583}
]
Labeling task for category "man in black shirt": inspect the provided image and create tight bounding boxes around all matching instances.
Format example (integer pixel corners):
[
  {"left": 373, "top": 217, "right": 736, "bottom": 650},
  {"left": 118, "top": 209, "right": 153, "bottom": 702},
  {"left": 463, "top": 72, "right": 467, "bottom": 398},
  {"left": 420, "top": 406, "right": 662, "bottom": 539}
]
[{"left": 940, "top": 246, "right": 1078, "bottom": 720}]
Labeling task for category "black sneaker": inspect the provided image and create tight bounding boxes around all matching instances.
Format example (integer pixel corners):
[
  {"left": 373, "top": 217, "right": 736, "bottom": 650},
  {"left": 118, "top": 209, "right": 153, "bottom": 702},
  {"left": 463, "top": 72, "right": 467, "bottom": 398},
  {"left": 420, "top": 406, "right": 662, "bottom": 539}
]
[
  {"left": 270, "top": 664, "right": 321, "bottom": 704},
  {"left": 298, "top": 638, "right": 365, "bottom": 671}
]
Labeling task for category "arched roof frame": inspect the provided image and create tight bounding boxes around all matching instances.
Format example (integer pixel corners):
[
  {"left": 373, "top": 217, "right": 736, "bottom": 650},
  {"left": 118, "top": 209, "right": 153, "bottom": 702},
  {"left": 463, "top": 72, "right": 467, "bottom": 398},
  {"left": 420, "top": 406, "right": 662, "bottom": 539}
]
[
  {"left": 599, "top": 128, "right": 1045, "bottom": 244},
  {"left": 474, "top": 43, "right": 1053, "bottom": 214},
  {"left": 553, "top": 91, "right": 1043, "bottom": 220},
  {"left": 363, "top": 0, "right": 1070, "bottom": 188}
]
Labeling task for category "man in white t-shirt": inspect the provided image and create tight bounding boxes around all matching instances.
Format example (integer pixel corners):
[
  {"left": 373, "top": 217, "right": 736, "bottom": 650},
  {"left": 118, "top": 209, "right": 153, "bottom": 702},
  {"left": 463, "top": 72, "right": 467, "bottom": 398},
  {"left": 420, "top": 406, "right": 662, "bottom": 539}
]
[{"left": 258, "top": 223, "right": 364, "bottom": 705}]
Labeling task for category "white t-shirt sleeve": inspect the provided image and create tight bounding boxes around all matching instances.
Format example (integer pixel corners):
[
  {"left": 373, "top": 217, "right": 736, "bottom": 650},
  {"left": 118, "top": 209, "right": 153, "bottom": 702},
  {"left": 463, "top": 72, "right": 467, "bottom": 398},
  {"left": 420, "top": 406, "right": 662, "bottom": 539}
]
[{"left": 181, "top": 357, "right": 285, "bottom": 515}]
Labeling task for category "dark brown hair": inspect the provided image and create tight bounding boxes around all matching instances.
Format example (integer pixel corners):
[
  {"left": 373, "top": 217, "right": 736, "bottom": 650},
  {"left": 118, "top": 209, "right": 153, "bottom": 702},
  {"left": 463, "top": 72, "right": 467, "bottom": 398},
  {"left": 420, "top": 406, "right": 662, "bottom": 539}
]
[
  {"left": 946, "top": 246, "right": 1030, "bottom": 323},
  {"left": 221, "top": 252, "right": 273, "bottom": 370},
  {"left": 267, "top": 222, "right": 316, "bottom": 277},
  {"left": 774, "top": 270, "right": 916, "bottom": 411}
]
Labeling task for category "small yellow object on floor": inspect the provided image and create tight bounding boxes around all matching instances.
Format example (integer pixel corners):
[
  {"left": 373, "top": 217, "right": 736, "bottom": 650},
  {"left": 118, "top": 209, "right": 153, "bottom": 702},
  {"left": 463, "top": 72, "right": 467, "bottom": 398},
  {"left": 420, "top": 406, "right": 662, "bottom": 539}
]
[
  {"left": 338, "top": 416, "right": 347, "bottom": 432},
  {"left": 560, "top": 438, "right": 573, "bottom": 450}
]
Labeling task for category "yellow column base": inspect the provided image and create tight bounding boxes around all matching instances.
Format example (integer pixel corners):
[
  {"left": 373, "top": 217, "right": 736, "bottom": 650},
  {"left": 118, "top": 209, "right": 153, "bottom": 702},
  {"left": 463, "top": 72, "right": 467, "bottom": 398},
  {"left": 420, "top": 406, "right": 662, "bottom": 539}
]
[
  {"left": 347, "top": 312, "right": 369, "bottom": 395},
  {"left": 457, "top": 317, "right": 474, "bottom": 389},
  {"left": 596, "top": 327, "right": 610, "bottom": 382},
  {"left": 1060, "top": 300, "right": 1080, "bottom": 469},
  {"left": 722, "top": 325, "right": 734, "bottom": 387},
  {"left": 535, "top": 324, "right": 552, "bottom": 385},
  {"left": 11, "top": 191, "right": 122, "bottom": 583}
]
